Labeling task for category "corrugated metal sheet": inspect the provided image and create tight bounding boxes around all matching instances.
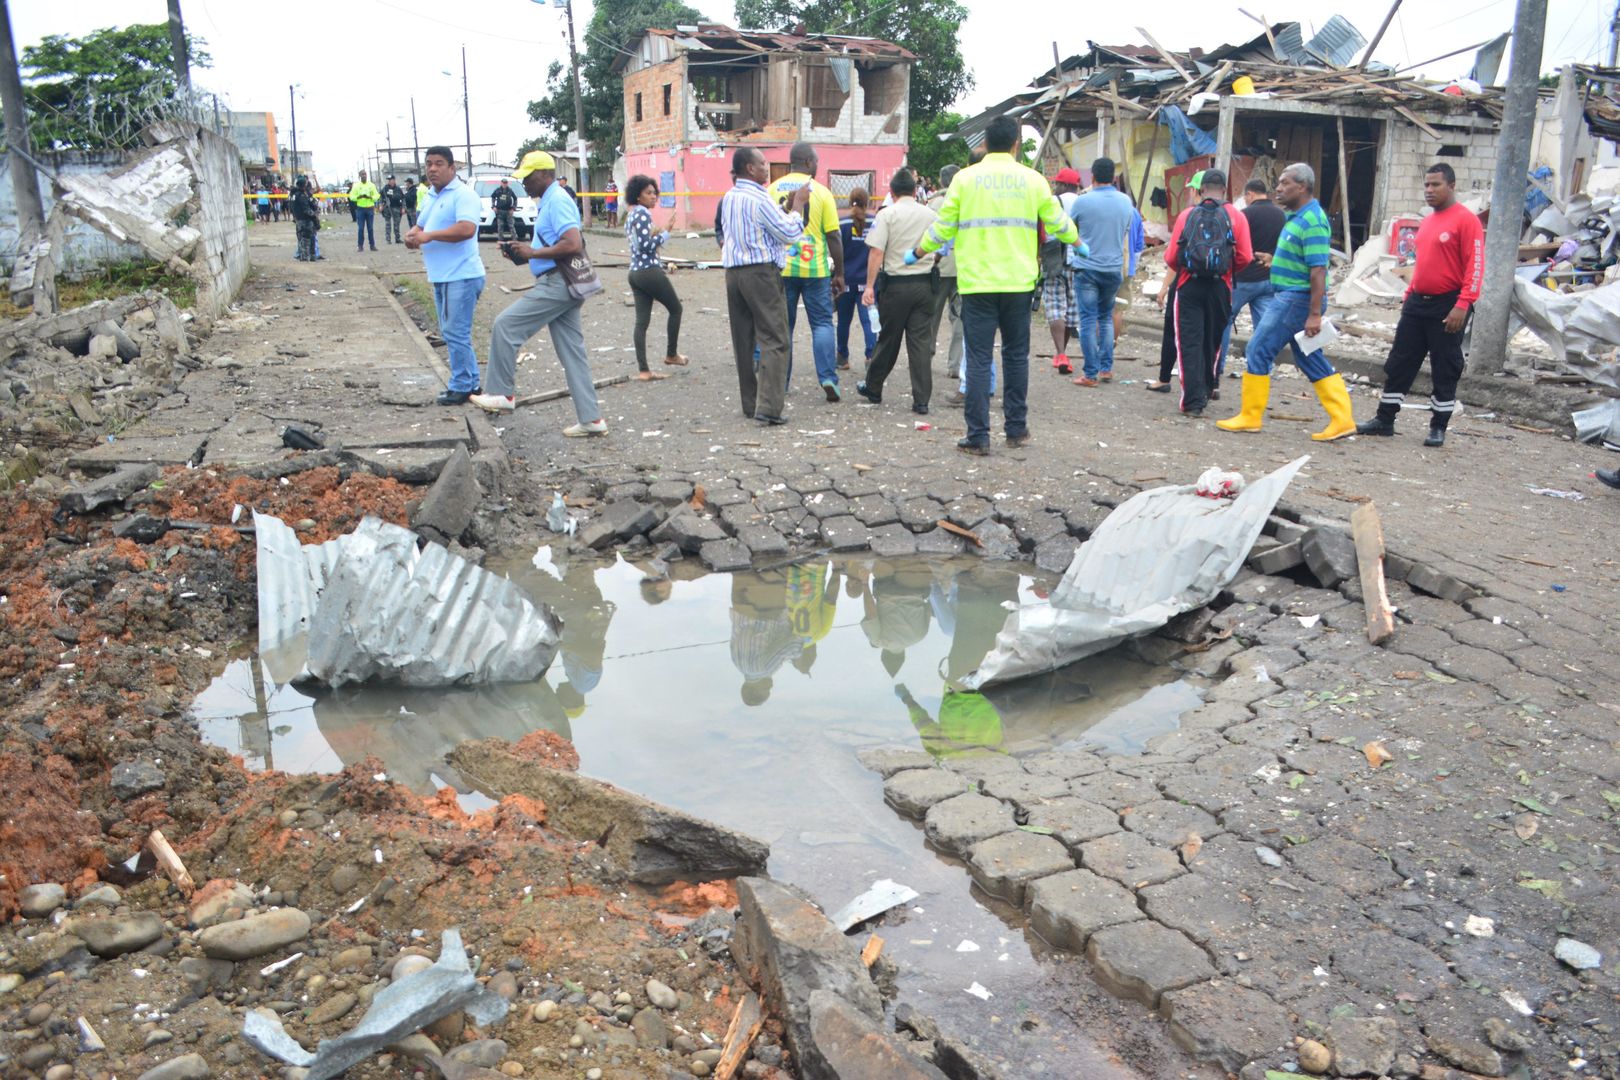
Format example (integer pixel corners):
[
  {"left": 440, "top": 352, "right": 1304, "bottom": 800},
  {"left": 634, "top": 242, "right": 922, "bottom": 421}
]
[
  {"left": 254, "top": 513, "right": 559, "bottom": 689},
  {"left": 1303, "top": 15, "right": 1367, "bottom": 68},
  {"left": 965, "top": 457, "right": 1308, "bottom": 688}
]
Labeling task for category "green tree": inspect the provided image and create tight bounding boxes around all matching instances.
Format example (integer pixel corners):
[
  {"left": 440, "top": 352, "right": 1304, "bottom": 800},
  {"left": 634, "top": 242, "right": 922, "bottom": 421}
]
[
  {"left": 905, "top": 111, "right": 970, "bottom": 182},
  {"left": 20, "top": 24, "right": 210, "bottom": 150},
  {"left": 732, "top": 0, "right": 972, "bottom": 120},
  {"left": 525, "top": 0, "right": 705, "bottom": 167}
]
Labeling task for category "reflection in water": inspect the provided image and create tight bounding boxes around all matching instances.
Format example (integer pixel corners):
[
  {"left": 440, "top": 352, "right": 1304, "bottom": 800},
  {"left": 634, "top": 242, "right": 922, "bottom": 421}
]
[{"left": 194, "top": 550, "right": 1202, "bottom": 1076}]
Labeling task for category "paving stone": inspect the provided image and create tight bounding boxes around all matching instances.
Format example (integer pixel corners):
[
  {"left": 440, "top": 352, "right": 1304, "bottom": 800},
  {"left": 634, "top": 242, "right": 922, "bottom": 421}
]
[
  {"left": 1021, "top": 749, "right": 1107, "bottom": 779},
  {"left": 1033, "top": 535, "right": 1081, "bottom": 574},
  {"left": 699, "top": 539, "right": 753, "bottom": 573},
  {"left": 755, "top": 487, "right": 803, "bottom": 513},
  {"left": 849, "top": 495, "right": 899, "bottom": 527},
  {"left": 979, "top": 770, "right": 1070, "bottom": 811},
  {"left": 1426, "top": 1030, "right": 1504, "bottom": 1076},
  {"left": 1222, "top": 571, "right": 1301, "bottom": 607},
  {"left": 647, "top": 479, "right": 695, "bottom": 505},
  {"left": 794, "top": 472, "right": 833, "bottom": 494},
  {"left": 705, "top": 485, "right": 753, "bottom": 507},
  {"left": 1014, "top": 511, "right": 1069, "bottom": 546},
  {"left": 733, "top": 523, "right": 789, "bottom": 557},
  {"left": 769, "top": 509, "right": 811, "bottom": 535},
  {"left": 651, "top": 507, "right": 730, "bottom": 553},
  {"left": 1022, "top": 797, "right": 1121, "bottom": 852},
  {"left": 1139, "top": 872, "right": 1256, "bottom": 945},
  {"left": 923, "top": 793, "right": 1016, "bottom": 857},
  {"left": 883, "top": 769, "right": 970, "bottom": 819},
  {"left": 1086, "top": 921, "right": 1215, "bottom": 1008},
  {"left": 966, "top": 831, "right": 1075, "bottom": 906},
  {"left": 1287, "top": 837, "right": 1401, "bottom": 896},
  {"left": 803, "top": 491, "right": 851, "bottom": 519},
  {"left": 1122, "top": 800, "right": 1220, "bottom": 847},
  {"left": 858, "top": 747, "right": 937, "bottom": 778},
  {"left": 818, "top": 515, "right": 869, "bottom": 551},
  {"left": 1080, "top": 831, "right": 1184, "bottom": 888},
  {"left": 1155, "top": 773, "right": 1248, "bottom": 815},
  {"left": 1404, "top": 562, "right": 1479, "bottom": 604},
  {"left": 925, "top": 480, "right": 965, "bottom": 503},
  {"left": 606, "top": 481, "right": 650, "bottom": 502},
  {"left": 944, "top": 496, "right": 993, "bottom": 529},
  {"left": 1247, "top": 537, "right": 1304, "bottom": 574},
  {"left": 1161, "top": 980, "right": 1292, "bottom": 1072},
  {"left": 1027, "top": 869, "right": 1143, "bottom": 950},
  {"left": 1222, "top": 716, "right": 1305, "bottom": 752},
  {"left": 720, "top": 502, "right": 766, "bottom": 532},
  {"left": 868, "top": 524, "right": 918, "bottom": 557},
  {"left": 1066, "top": 771, "right": 1160, "bottom": 809},
  {"left": 1333, "top": 928, "right": 1452, "bottom": 1001},
  {"left": 1300, "top": 526, "right": 1357, "bottom": 587},
  {"left": 582, "top": 499, "right": 661, "bottom": 550},
  {"left": 898, "top": 498, "right": 944, "bottom": 532},
  {"left": 832, "top": 474, "right": 881, "bottom": 498},
  {"left": 914, "top": 528, "right": 965, "bottom": 555},
  {"left": 1328, "top": 1015, "right": 1401, "bottom": 1077},
  {"left": 941, "top": 754, "right": 1026, "bottom": 785}
]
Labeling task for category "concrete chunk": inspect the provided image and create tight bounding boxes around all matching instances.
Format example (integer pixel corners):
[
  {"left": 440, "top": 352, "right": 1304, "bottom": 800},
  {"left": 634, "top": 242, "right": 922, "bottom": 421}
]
[
  {"left": 807, "top": 990, "right": 949, "bottom": 1080},
  {"left": 1161, "top": 980, "right": 1292, "bottom": 1072},
  {"left": 409, "top": 444, "right": 480, "bottom": 545},
  {"left": 1301, "top": 526, "right": 1357, "bottom": 587},
  {"left": 651, "top": 506, "right": 729, "bottom": 553},
  {"left": 60, "top": 463, "right": 159, "bottom": 514},
  {"left": 699, "top": 538, "right": 753, "bottom": 572},
  {"left": 1248, "top": 536, "right": 1304, "bottom": 574}
]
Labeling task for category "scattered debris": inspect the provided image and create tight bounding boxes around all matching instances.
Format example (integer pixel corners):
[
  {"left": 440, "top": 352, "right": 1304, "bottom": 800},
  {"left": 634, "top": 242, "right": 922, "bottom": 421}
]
[
  {"left": 828, "top": 879, "right": 919, "bottom": 933},
  {"left": 1554, "top": 937, "right": 1602, "bottom": 970},
  {"left": 1351, "top": 502, "right": 1396, "bottom": 645},
  {"left": 1526, "top": 486, "right": 1586, "bottom": 500}
]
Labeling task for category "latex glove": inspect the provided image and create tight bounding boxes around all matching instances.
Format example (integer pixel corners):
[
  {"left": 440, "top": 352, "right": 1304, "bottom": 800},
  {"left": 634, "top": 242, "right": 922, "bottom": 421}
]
[
  {"left": 1073, "top": 240, "right": 1090, "bottom": 258},
  {"left": 902, "top": 249, "right": 919, "bottom": 266}
]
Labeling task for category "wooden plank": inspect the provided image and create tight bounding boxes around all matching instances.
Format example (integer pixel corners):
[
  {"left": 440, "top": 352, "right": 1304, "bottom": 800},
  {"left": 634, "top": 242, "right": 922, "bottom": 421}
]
[
  {"left": 1392, "top": 106, "right": 1444, "bottom": 141},
  {"left": 514, "top": 374, "right": 630, "bottom": 408},
  {"left": 1350, "top": 502, "right": 1396, "bottom": 646},
  {"left": 714, "top": 992, "right": 765, "bottom": 1080},
  {"left": 1335, "top": 116, "right": 1355, "bottom": 263},
  {"left": 1357, "top": 0, "right": 1403, "bottom": 70},
  {"left": 1134, "top": 118, "right": 1163, "bottom": 209},
  {"left": 936, "top": 519, "right": 984, "bottom": 547},
  {"left": 1135, "top": 26, "right": 1193, "bottom": 82},
  {"left": 147, "top": 830, "right": 195, "bottom": 896}
]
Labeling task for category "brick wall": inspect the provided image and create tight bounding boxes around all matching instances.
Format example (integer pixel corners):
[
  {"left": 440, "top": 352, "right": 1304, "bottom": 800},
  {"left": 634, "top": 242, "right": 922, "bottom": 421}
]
[
  {"left": 1382, "top": 123, "right": 1496, "bottom": 223},
  {"left": 623, "top": 63, "right": 685, "bottom": 154}
]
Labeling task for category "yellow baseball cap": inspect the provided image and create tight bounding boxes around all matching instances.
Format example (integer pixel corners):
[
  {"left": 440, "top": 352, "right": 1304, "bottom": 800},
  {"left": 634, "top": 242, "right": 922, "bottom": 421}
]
[{"left": 511, "top": 150, "right": 557, "bottom": 179}]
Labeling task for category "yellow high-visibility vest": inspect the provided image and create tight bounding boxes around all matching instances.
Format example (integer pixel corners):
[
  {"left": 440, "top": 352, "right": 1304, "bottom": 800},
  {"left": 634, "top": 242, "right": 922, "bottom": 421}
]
[{"left": 918, "top": 153, "right": 1076, "bottom": 295}]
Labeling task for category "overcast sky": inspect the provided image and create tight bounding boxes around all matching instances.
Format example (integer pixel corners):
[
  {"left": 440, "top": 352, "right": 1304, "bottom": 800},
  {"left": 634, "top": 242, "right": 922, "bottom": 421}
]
[{"left": 11, "top": 0, "right": 1611, "bottom": 181}]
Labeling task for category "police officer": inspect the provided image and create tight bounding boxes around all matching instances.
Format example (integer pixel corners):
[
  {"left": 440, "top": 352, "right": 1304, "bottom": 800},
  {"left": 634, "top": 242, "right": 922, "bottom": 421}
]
[
  {"left": 402, "top": 177, "right": 420, "bottom": 229},
  {"left": 491, "top": 178, "right": 519, "bottom": 242},
  {"left": 380, "top": 175, "right": 406, "bottom": 244},
  {"left": 913, "top": 115, "right": 1079, "bottom": 455}
]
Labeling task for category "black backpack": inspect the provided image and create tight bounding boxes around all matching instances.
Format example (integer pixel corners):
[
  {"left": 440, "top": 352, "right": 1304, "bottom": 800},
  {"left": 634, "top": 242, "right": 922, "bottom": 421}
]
[{"left": 1181, "top": 199, "right": 1234, "bottom": 279}]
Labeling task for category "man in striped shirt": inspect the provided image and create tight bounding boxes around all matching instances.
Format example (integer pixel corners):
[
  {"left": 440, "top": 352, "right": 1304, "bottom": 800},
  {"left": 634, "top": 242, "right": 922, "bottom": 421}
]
[
  {"left": 1216, "top": 162, "right": 1355, "bottom": 441},
  {"left": 718, "top": 147, "right": 810, "bottom": 425}
]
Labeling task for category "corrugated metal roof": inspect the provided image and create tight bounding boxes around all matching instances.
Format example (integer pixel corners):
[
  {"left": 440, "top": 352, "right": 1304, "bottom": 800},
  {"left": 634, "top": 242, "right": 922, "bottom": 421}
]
[{"left": 1303, "top": 15, "right": 1367, "bottom": 68}]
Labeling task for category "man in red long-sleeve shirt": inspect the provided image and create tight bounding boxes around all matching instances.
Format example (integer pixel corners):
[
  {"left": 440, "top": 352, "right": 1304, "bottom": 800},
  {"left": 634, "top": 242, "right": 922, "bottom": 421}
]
[
  {"left": 1164, "top": 169, "right": 1253, "bottom": 416},
  {"left": 1357, "top": 162, "right": 1483, "bottom": 447}
]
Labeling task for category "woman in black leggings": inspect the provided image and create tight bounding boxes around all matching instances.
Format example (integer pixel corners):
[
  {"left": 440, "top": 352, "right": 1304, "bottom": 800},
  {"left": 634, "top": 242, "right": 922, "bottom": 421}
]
[{"left": 624, "top": 175, "right": 685, "bottom": 380}]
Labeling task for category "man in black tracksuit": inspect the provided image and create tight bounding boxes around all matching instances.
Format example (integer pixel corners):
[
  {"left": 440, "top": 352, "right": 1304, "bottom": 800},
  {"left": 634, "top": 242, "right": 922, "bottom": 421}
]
[{"left": 492, "top": 178, "right": 519, "bottom": 242}]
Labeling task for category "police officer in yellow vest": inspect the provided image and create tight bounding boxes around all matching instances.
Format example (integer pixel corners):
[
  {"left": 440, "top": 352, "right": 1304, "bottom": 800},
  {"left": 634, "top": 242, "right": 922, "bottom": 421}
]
[
  {"left": 913, "top": 116, "right": 1079, "bottom": 455},
  {"left": 348, "top": 169, "right": 380, "bottom": 252}
]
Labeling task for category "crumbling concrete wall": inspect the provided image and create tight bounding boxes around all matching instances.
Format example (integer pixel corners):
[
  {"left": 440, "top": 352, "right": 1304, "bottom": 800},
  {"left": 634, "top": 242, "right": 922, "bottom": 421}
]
[
  {"left": 52, "top": 121, "right": 249, "bottom": 321},
  {"left": 0, "top": 153, "right": 148, "bottom": 276},
  {"left": 1380, "top": 121, "right": 1496, "bottom": 227}
]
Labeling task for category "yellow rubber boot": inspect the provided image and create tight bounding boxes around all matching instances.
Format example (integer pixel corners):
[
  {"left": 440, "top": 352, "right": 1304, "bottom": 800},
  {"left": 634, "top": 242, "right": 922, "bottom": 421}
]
[
  {"left": 1310, "top": 373, "right": 1357, "bottom": 441},
  {"left": 1215, "top": 373, "right": 1270, "bottom": 432}
]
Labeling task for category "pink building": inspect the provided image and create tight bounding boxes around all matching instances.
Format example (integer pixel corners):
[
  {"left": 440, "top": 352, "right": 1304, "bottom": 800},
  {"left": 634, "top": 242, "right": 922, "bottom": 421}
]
[{"left": 613, "top": 25, "right": 915, "bottom": 231}]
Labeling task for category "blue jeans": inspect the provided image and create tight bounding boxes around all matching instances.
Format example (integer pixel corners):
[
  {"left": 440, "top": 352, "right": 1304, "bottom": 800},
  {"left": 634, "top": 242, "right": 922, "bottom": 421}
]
[
  {"left": 835, "top": 289, "right": 876, "bottom": 362},
  {"left": 785, "top": 276, "right": 837, "bottom": 387},
  {"left": 1074, "top": 268, "right": 1123, "bottom": 378},
  {"left": 355, "top": 206, "right": 375, "bottom": 249},
  {"left": 1218, "top": 279, "right": 1275, "bottom": 374},
  {"left": 432, "top": 277, "right": 485, "bottom": 391},
  {"left": 961, "top": 292, "right": 1030, "bottom": 445},
  {"left": 1244, "top": 288, "right": 1334, "bottom": 382}
]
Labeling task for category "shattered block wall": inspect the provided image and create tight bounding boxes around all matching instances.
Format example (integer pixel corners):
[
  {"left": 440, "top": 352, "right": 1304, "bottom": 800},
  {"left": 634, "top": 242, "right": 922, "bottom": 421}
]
[
  {"left": 185, "top": 126, "right": 251, "bottom": 318},
  {"left": 0, "top": 152, "right": 147, "bottom": 276},
  {"left": 1381, "top": 123, "right": 1496, "bottom": 222}
]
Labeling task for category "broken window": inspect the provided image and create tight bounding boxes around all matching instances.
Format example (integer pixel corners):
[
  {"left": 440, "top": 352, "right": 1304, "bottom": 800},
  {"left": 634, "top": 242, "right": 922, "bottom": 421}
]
[
  {"left": 1437, "top": 144, "right": 1465, "bottom": 157},
  {"left": 827, "top": 171, "right": 875, "bottom": 205},
  {"left": 663, "top": 83, "right": 672, "bottom": 117},
  {"left": 858, "top": 64, "right": 905, "bottom": 117},
  {"left": 635, "top": 93, "right": 643, "bottom": 123}
]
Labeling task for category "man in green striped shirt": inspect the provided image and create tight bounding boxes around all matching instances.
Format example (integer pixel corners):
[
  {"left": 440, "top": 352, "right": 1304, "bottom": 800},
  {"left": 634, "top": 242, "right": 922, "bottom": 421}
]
[{"left": 1216, "top": 162, "right": 1355, "bottom": 441}]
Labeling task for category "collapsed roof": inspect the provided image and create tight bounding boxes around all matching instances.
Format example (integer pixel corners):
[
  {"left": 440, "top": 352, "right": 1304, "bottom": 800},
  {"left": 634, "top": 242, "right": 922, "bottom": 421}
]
[{"left": 612, "top": 23, "right": 916, "bottom": 74}]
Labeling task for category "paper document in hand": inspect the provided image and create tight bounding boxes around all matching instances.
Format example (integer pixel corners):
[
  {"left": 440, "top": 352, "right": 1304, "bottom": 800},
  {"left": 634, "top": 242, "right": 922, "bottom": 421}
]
[{"left": 1293, "top": 318, "right": 1339, "bottom": 355}]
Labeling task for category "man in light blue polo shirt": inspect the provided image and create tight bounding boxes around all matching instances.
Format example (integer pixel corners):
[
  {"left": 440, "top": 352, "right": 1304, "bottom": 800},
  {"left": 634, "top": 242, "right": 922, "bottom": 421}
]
[
  {"left": 471, "top": 151, "right": 606, "bottom": 437},
  {"left": 405, "top": 145, "right": 485, "bottom": 405},
  {"left": 1067, "top": 157, "right": 1138, "bottom": 385}
]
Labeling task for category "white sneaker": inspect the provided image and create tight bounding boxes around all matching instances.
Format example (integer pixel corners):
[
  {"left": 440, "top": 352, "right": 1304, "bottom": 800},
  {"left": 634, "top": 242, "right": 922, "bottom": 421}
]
[
  {"left": 469, "top": 393, "right": 514, "bottom": 413},
  {"left": 563, "top": 419, "right": 608, "bottom": 438}
]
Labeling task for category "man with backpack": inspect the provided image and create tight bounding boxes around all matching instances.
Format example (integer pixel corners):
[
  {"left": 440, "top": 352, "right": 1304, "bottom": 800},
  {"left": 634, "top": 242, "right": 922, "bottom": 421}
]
[
  {"left": 1164, "top": 169, "right": 1252, "bottom": 416},
  {"left": 1215, "top": 162, "right": 1356, "bottom": 441}
]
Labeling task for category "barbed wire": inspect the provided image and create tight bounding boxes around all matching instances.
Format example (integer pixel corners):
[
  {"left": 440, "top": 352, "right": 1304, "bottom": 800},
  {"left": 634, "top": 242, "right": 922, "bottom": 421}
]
[{"left": 1, "top": 84, "right": 234, "bottom": 156}]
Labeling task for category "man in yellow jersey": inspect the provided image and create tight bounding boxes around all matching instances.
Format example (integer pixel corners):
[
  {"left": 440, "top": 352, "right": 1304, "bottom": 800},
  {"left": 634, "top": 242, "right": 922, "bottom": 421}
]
[
  {"left": 913, "top": 116, "right": 1079, "bottom": 455},
  {"left": 767, "top": 143, "right": 846, "bottom": 402},
  {"left": 348, "top": 169, "right": 380, "bottom": 252},
  {"left": 785, "top": 560, "right": 839, "bottom": 675}
]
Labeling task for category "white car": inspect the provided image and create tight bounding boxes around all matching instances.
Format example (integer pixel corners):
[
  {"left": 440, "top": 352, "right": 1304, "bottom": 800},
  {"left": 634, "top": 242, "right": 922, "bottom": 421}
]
[{"left": 470, "top": 175, "right": 535, "bottom": 240}]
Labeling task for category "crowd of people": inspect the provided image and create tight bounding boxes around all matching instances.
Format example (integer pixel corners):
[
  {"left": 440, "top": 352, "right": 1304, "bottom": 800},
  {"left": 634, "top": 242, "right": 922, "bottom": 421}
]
[{"left": 273, "top": 114, "right": 1490, "bottom": 458}]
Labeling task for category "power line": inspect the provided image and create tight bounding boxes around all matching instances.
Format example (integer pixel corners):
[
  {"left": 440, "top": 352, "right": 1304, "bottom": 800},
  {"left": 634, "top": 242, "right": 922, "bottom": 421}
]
[{"left": 371, "top": 0, "right": 548, "bottom": 45}]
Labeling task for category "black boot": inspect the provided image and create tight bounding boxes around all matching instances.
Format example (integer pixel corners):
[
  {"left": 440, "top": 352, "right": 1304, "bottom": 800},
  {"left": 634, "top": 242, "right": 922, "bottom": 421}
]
[
  {"left": 1594, "top": 468, "right": 1619, "bottom": 490},
  {"left": 1423, "top": 414, "right": 1449, "bottom": 447},
  {"left": 1356, "top": 403, "right": 1398, "bottom": 436}
]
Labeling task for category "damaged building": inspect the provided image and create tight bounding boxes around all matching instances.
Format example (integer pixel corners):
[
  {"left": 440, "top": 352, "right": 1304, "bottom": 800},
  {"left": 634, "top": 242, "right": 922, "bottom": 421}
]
[
  {"left": 613, "top": 23, "right": 914, "bottom": 230},
  {"left": 954, "top": 22, "right": 1612, "bottom": 258}
]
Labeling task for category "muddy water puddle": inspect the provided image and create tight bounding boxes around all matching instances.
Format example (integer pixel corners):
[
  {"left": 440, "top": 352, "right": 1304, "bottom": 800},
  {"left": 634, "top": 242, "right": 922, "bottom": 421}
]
[{"left": 196, "top": 550, "right": 1203, "bottom": 1076}]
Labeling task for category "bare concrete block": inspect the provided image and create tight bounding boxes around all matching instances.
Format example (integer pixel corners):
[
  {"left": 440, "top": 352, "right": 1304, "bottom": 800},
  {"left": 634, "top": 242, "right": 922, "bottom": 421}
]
[
  {"left": 1027, "top": 868, "right": 1143, "bottom": 950},
  {"left": 1086, "top": 921, "right": 1215, "bottom": 1008},
  {"left": 59, "top": 463, "right": 160, "bottom": 514},
  {"left": 966, "top": 831, "right": 1074, "bottom": 907},
  {"left": 923, "top": 793, "right": 1016, "bottom": 857},
  {"left": 883, "top": 769, "right": 969, "bottom": 819},
  {"left": 1161, "top": 980, "right": 1292, "bottom": 1072}
]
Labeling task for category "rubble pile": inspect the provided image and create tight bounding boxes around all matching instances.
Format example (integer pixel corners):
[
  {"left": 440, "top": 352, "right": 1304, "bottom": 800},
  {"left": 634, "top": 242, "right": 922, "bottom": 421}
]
[{"left": 0, "top": 291, "right": 192, "bottom": 479}]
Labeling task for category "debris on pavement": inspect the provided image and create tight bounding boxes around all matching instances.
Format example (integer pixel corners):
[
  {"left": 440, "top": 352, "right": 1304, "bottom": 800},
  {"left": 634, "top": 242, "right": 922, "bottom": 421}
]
[
  {"left": 829, "top": 878, "right": 920, "bottom": 932},
  {"left": 964, "top": 456, "right": 1308, "bottom": 688},
  {"left": 254, "top": 511, "right": 559, "bottom": 687},
  {"left": 1526, "top": 486, "right": 1586, "bottom": 500},
  {"left": 242, "top": 927, "right": 510, "bottom": 1079},
  {"left": 1554, "top": 937, "right": 1602, "bottom": 971}
]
